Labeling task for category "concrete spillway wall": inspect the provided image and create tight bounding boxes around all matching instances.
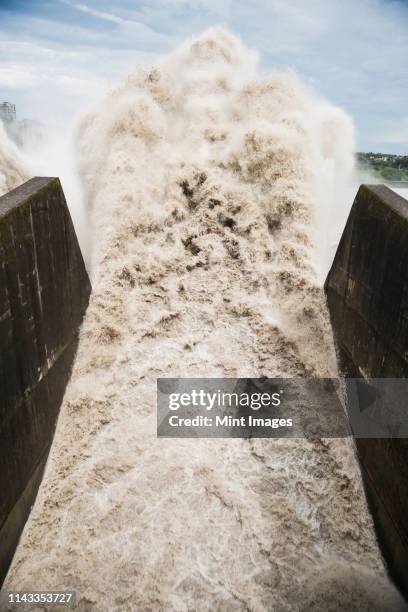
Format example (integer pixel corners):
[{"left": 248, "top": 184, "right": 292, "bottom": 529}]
[
  {"left": 325, "top": 184, "right": 408, "bottom": 599},
  {"left": 0, "top": 177, "right": 90, "bottom": 584}
]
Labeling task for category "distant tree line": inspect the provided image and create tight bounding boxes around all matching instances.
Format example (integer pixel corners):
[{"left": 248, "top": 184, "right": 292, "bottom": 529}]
[{"left": 357, "top": 152, "right": 408, "bottom": 181}]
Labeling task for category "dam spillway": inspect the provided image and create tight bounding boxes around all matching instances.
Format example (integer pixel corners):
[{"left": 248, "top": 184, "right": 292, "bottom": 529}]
[
  {"left": 0, "top": 29, "right": 407, "bottom": 611},
  {"left": 1, "top": 173, "right": 406, "bottom": 611}
]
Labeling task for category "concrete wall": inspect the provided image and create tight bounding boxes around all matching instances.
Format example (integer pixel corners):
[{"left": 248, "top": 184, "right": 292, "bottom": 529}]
[
  {"left": 0, "top": 177, "right": 91, "bottom": 584},
  {"left": 325, "top": 184, "right": 408, "bottom": 599}
]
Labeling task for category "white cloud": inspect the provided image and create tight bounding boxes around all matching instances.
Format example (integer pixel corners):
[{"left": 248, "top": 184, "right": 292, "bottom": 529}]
[
  {"left": 59, "top": 0, "right": 175, "bottom": 45},
  {"left": 60, "top": 0, "right": 127, "bottom": 25}
]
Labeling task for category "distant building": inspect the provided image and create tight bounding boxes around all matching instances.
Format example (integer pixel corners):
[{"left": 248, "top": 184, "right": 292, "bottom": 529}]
[{"left": 0, "top": 102, "right": 16, "bottom": 123}]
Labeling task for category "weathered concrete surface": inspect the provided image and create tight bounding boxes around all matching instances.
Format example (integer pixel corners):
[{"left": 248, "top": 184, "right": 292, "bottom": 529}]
[
  {"left": 325, "top": 184, "right": 408, "bottom": 599},
  {"left": 0, "top": 177, "right": 91, "bottom": 584}
]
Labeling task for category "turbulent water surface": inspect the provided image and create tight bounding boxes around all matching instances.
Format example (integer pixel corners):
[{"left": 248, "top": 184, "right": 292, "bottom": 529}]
[{"left": 3, "top": 29, "right": 406, "bottom": 611}]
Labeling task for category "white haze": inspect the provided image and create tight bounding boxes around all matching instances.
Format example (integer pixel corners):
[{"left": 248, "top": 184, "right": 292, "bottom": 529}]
[
  {"left": 2, "top": 28, "right": 406, "bottom": 611},
  {"left": 0, "top": 117, "right": 90, "bottom": 267},
  {"left": 0, "top": 122, "right": 29, "bottom": 196},
  {"left": 22, "top": 125, "right": 91, "bottom": 267}
]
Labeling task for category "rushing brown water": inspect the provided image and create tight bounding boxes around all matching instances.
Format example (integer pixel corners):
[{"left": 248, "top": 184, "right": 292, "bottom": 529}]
[{"left": 3, "top": 28, "right": 405, "bottom": 612}]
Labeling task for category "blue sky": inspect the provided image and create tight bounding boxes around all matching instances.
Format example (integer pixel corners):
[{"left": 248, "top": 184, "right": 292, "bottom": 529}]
[{"left": 0, "top": 0, "right": 407, "bottom": 152}]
